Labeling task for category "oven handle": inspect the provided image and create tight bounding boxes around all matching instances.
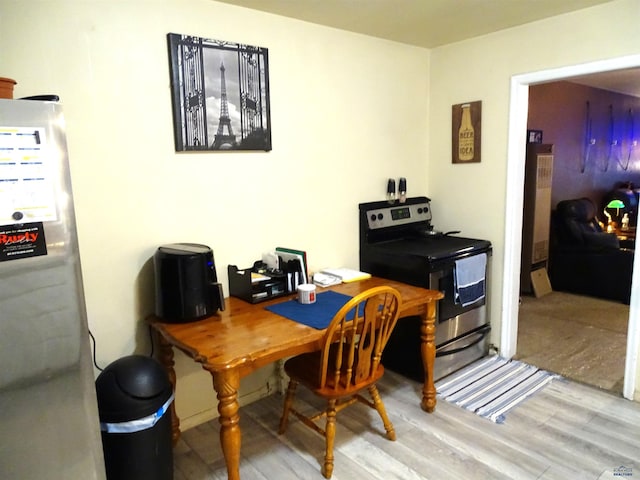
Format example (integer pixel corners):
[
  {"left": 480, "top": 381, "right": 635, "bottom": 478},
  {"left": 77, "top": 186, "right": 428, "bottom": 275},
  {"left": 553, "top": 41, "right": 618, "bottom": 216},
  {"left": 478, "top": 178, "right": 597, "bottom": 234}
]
[{"left": 436, "top": 324, "right": 491, "bottom": 358}]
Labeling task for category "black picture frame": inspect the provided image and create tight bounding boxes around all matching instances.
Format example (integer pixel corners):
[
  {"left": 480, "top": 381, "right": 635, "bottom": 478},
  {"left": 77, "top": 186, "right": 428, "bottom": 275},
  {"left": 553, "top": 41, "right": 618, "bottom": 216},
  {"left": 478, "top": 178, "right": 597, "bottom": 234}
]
[
  {"left": 527, "top": 129, "right": 543, "bottom": 144},
  {"left": 167, "top": 33, "right": 272, "bottom": 152}
]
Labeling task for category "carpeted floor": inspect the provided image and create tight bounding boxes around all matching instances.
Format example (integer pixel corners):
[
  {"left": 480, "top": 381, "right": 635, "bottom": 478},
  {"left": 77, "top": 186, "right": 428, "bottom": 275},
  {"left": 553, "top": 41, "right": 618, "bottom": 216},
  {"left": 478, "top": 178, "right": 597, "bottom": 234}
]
[{"left": 515, "top": 291, "right": 628, "bottom": 394}]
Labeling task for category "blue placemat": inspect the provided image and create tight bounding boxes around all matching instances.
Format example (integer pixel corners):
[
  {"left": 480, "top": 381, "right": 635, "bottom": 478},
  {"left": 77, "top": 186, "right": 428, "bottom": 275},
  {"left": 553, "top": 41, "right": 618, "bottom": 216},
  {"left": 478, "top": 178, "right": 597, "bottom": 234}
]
[{"left": 265, "top": 290, "right": 353, "bottom": 329}]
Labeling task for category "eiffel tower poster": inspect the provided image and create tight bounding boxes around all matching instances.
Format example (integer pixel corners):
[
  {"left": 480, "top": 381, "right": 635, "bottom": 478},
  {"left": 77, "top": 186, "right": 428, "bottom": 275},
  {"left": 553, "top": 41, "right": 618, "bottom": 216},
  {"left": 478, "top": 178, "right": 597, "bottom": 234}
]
[{"left": 168, "top": 33, "right": 272, "bottom": 152}]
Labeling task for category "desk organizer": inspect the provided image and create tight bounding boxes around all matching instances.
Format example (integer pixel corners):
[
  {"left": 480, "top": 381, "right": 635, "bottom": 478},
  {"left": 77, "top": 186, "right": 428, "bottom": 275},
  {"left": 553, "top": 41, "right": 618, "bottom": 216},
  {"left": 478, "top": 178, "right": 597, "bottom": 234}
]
[{"left": 228, "top": 264, "right": 288, "bottom": 304}]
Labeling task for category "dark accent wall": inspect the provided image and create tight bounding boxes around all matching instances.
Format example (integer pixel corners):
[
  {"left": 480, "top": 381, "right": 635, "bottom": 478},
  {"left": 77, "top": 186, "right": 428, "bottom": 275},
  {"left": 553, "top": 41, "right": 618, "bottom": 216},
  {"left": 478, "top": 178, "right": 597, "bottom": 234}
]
[{"left": 527, "top": 81, "right": 640, "bottom": 213}]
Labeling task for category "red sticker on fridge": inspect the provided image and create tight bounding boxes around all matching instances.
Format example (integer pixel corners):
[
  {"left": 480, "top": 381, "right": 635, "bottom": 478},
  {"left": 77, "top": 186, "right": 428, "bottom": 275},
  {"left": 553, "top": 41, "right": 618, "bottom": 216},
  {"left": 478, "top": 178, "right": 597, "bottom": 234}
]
[{"left": 0, "top": 222, "right": 47, "bottom": 261}]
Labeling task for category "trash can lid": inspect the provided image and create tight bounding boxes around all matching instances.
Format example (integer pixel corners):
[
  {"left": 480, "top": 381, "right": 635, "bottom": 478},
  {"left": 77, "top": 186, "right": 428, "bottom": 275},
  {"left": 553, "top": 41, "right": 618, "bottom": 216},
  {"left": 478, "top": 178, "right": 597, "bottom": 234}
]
[{"left": 96, "top": 355, "right": 172, "bottom": 422}]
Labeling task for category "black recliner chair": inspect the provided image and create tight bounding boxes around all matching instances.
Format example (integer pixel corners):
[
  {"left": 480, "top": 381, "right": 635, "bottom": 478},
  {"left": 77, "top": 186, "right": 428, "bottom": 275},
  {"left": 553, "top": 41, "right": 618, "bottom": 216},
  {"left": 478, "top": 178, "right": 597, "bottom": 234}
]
[{"left": 548, "top": 197, "right": 634, "bottom": 304}]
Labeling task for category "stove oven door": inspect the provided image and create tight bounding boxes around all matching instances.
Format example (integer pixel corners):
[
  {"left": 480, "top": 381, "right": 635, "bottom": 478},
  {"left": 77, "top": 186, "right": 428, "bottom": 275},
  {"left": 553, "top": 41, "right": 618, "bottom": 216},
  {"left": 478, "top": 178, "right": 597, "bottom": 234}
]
[
  {"left": 434, "top": 324, "right": 491, "bottom": 381},
  {"left": 429, "top": 257, "right": 488, "bottom": 347},
  {"left": 429, "top": 252, "right": 491, "bottom": 379},
  {"left": 375, "top": 245, "right": 492, "bottom": 383}
]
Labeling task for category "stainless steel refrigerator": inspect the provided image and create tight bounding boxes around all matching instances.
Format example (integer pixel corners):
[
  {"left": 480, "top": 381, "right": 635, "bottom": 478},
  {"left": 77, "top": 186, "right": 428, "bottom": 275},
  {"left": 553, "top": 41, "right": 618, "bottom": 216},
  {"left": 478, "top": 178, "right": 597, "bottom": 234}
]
[{"left": 0, "top": 99, "right": 106, "bottom": 479}]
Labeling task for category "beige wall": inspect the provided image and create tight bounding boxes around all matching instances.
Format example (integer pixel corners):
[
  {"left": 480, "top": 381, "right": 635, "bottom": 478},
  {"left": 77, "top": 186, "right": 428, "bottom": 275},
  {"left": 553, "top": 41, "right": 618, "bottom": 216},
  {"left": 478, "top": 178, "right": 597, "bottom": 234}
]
[
  {"left": 0, "top": 0, "right": 430, "bottom": 426},
  {"left": 429, "top": 0, "right": 640, "bottom": 399}
]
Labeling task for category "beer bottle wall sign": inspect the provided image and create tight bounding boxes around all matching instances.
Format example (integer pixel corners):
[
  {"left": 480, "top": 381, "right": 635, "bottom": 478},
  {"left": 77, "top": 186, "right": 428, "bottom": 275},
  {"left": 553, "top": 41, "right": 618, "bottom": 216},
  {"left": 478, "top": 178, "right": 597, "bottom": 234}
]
[{"left": 452, "top": 101, "right": 482, "bottom": 163}]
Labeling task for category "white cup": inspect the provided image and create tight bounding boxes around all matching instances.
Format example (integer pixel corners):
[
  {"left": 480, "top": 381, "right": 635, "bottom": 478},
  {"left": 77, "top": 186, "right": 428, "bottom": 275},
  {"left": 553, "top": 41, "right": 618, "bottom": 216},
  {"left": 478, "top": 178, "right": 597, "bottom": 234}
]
[{"left": 297, "top": 283, "right": 316, "bottom": 304}]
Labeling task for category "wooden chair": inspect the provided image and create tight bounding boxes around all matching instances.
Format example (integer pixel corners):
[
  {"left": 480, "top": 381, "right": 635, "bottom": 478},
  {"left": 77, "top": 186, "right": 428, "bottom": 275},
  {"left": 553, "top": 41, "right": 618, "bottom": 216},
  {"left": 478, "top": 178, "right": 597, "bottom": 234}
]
[{"left": 278, "top": 286, "right": 402, "bottom": 478}]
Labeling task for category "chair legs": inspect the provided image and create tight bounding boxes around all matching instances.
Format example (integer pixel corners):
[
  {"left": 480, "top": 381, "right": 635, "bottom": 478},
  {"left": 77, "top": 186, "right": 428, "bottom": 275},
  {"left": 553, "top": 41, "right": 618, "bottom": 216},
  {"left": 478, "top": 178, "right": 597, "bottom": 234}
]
[
  {"left": 368, "top": 384, "right": 396, "bottom": 441},
  {"left": 278, "top": 379, "right": 298, "bottom": 434},
  {"left": 322, "top": 399, "right": 337, "bottom": 479},
  {"left": 278, "top": 380, "right": 395, "bottom": 479}
]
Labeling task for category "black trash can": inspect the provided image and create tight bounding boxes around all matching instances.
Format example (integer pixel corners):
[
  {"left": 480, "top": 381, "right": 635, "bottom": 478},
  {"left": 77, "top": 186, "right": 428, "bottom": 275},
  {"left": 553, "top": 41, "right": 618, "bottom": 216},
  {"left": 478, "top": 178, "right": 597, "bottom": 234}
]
[{"left": 95, "top": 355, "right": 174, "bottom": 480}]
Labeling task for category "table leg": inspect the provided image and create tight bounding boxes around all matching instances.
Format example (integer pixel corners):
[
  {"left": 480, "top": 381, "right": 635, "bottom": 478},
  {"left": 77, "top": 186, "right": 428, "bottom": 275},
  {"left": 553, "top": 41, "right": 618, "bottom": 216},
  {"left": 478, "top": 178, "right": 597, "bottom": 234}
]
[
  {"left": 419, "top": 300, "right": 438, "bottom": 412},
  {"left": 210, "top": 367, "right": 241, "bottom": 480},
  {"left": 157, "top": 335, "right": 181, "bottom": 445}
]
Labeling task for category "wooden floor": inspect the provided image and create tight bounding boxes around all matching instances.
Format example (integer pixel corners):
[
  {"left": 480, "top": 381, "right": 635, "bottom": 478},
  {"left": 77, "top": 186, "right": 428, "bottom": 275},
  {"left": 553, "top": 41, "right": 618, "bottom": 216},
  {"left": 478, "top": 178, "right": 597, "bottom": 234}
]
[{"left": 173, "top": 369, "right": 640, "bottom": 479}]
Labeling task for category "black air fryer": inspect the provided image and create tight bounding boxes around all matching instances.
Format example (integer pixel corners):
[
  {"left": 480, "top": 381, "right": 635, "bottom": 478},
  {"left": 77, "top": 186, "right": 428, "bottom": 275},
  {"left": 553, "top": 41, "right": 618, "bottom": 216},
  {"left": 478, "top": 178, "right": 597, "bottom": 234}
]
[{"left": 153, "top": 243, "right": 225, "bottom": 323}]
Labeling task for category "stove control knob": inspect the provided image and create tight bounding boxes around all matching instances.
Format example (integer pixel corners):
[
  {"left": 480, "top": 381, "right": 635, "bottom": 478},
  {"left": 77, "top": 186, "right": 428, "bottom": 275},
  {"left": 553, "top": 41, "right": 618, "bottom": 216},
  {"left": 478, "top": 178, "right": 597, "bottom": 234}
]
[{"left": 377, "top": 213, "right": 384, "bottom": 220}]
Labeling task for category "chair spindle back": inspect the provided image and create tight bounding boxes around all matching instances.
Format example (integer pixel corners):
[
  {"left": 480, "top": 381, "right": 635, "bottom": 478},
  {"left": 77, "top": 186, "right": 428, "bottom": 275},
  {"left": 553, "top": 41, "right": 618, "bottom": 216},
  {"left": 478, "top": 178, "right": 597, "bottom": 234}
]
[{"left": 318, "top": 286, "right": 401, "bottom": 391}]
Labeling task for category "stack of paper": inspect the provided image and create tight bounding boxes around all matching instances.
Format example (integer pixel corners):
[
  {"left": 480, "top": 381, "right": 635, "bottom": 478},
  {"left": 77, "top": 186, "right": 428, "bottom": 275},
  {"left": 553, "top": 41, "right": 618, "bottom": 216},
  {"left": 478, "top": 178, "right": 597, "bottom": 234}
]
[
  {"left": 312, "top": 271, "right": 342, "bottom": 287},
  {"left": 320, "top": 268, "right": 371, "bottom": 283},
  {"left": 251, "top": 272, "right": 270, "bottom": 284}
]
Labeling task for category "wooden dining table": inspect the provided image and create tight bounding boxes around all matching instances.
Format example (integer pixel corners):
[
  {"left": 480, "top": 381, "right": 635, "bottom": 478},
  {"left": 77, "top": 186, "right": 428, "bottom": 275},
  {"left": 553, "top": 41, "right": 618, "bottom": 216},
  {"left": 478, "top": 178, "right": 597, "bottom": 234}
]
[{"left": 147, "top": 276, "right": 443, "bottom": 480}]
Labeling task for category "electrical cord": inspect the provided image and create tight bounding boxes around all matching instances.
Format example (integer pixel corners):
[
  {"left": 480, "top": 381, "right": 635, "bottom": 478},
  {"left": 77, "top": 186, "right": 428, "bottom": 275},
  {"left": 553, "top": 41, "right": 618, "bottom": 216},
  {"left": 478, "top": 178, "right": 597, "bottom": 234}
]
[
  {"left": 88, "top": 326, "right": 156, "bottom": 373},
  {"left": 148, "top": 324, "right": 155, "bottom": 358},
  {"left": 88, "top": 328, "right": 103, "bottom": 371}
]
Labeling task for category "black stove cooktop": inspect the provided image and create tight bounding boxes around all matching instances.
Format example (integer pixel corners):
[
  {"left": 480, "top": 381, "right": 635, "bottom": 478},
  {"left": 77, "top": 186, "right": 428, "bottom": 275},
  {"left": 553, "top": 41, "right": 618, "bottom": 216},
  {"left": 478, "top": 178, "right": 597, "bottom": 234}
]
[
  {"left": 359, "top": 197, "right": 491, "bottom": 263},
  {"left": 365, "top": 235, "right": 491, "bottom": 263}
]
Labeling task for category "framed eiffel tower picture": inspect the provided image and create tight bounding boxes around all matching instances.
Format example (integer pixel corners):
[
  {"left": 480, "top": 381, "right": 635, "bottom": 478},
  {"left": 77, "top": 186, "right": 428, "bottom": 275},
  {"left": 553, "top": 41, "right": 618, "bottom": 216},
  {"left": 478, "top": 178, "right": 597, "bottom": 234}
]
[{"left": 167, "top": 33, "right": 272, "bottom": 151}]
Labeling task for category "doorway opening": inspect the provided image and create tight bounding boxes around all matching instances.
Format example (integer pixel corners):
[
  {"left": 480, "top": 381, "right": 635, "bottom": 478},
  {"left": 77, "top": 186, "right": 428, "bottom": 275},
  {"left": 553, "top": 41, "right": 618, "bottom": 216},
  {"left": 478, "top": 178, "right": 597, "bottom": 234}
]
[{"left": 502, "top": 54, "right": 640, "bottom": 401}]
